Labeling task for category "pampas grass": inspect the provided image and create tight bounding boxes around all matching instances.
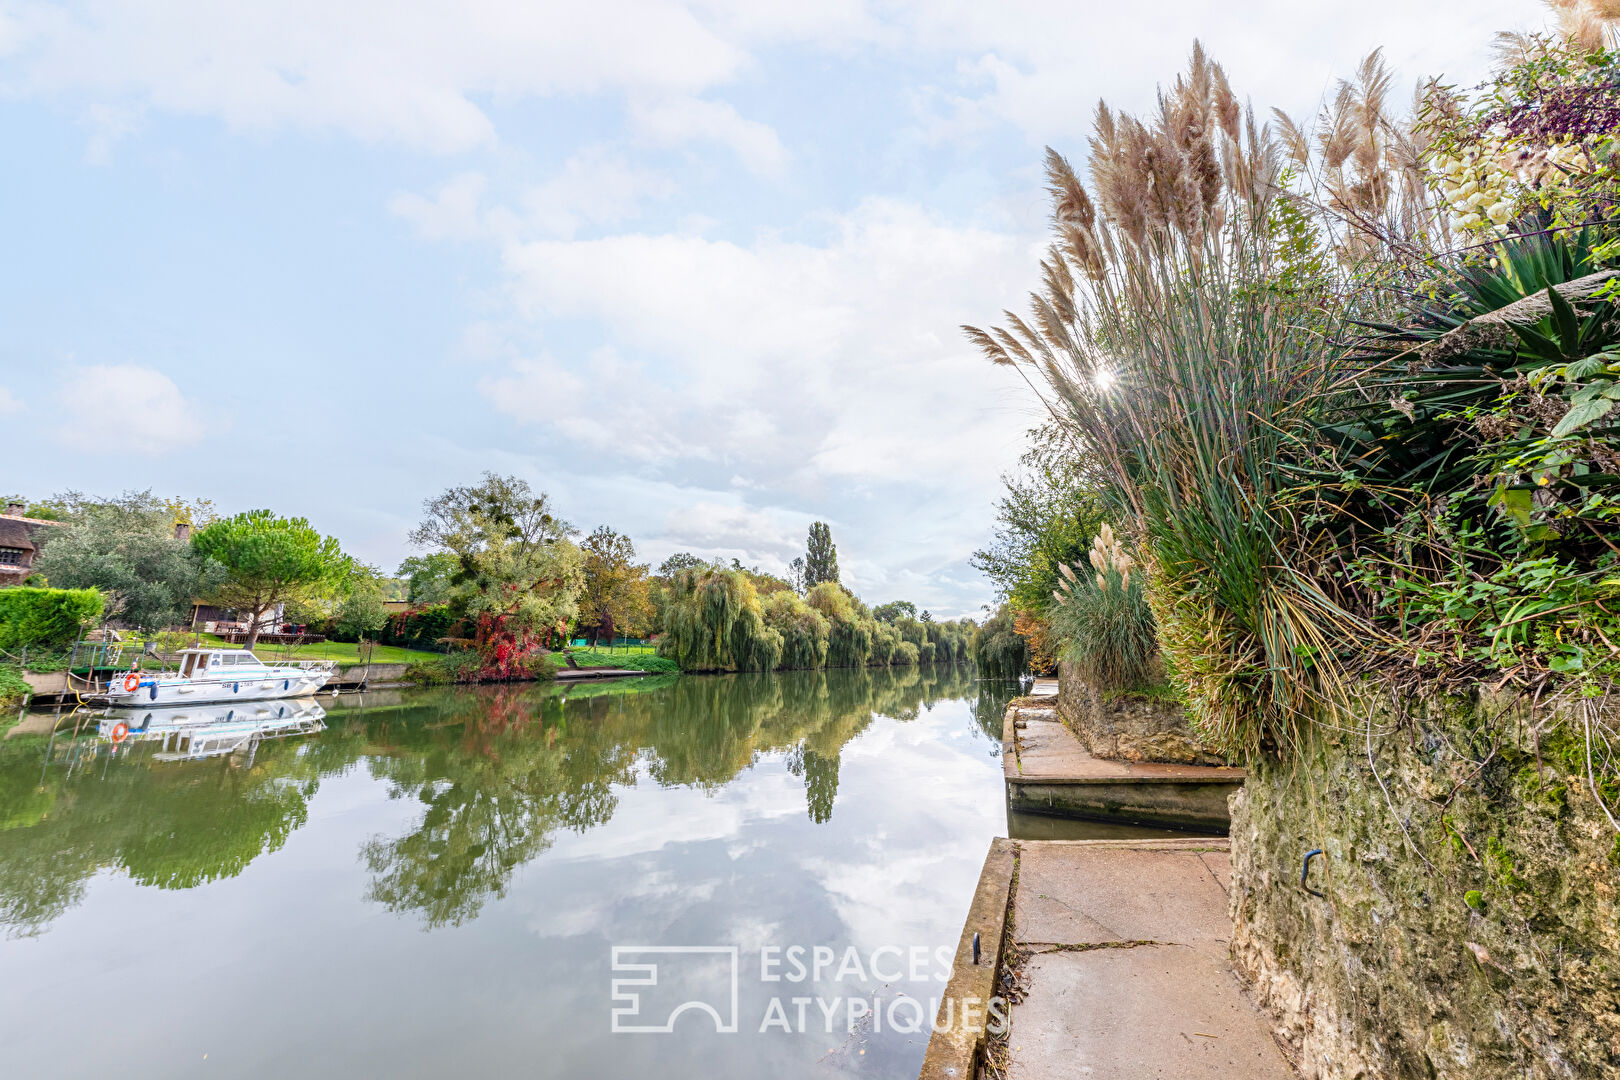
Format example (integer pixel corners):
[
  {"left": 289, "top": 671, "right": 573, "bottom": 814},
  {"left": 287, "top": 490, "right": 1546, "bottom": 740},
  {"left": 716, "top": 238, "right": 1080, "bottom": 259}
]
[
  {"left": 1049, "top": 529, "right": 1159, "bottom": 692},
  {"left": 964, "top": 42, "right": 1367, "bottom": 756}
]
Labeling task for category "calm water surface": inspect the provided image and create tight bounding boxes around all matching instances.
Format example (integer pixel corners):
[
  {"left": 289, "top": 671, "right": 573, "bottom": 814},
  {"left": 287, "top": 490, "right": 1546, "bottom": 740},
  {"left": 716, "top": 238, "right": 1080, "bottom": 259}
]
[{"left": 0, "top": 666, "right": 1166, "bottom": 1078}]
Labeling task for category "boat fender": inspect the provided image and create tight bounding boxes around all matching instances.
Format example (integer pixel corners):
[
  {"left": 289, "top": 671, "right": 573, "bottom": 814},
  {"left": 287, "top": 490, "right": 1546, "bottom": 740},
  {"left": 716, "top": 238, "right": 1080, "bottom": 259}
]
[
  {"left": 283, "top": 679, "right": 289, "bottom": 691},
  {"left": 110, "top": 722, "right": 129, "bottom": 744},
  {"left": 123, "top": 673, "right": 141, "bottom": 693},
  {"left": 232, "top": 682, "right": 239, "bottom": 694},
  {"left": 149, "top": 684, "right": 158, "bottom": 701}
]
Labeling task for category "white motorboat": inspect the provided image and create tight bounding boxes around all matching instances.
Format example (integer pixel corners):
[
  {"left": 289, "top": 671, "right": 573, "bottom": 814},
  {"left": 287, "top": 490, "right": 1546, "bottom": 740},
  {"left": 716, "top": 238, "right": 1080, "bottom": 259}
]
[
  {"left": 93, "top": 647, "right": 336, "bottom": 706},
  {"left": 94, "top": 699, "right": 328, "bottom": 761}
]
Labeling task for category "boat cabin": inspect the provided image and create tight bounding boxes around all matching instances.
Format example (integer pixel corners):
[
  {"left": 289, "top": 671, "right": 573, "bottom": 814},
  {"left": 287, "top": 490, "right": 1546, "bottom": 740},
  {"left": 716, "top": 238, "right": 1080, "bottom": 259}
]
[{"left": 176, "top": 649, "right": 266, "bottom": 678}]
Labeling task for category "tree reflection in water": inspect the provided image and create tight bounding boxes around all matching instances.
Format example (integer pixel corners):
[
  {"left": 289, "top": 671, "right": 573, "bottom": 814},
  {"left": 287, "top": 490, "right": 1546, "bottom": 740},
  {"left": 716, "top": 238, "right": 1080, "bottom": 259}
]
[{"left": 0, "top": 664, "right": 1014, "bottom": 934}]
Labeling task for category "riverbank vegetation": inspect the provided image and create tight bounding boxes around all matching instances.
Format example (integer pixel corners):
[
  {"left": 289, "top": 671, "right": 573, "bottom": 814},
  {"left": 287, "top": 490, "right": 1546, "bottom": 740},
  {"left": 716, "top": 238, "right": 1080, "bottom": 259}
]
[
  {"left": 654, "top": 565, "right": 971, "bottom": 674},
  {"left": 341, "top": 489, "right": 973, "bottom": 681},
  {"left": 970, "top": 20, "right": 1620, "bottom": 759},
  {"left": 968, "top": 18, "right": 1620, "bottom": 1071},
  {"left": 3, "top": 477, "right": 973, "bottom": 688}
]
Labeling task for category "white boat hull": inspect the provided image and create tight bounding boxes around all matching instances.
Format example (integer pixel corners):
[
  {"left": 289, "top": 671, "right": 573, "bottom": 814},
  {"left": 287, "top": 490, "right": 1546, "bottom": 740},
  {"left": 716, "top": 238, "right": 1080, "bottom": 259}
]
[
  {"left": 95, "top": 667, "right": 333, "bottom": 706},
  {"left": 95, "top": 700, "right": 328, "bottom": 760}
]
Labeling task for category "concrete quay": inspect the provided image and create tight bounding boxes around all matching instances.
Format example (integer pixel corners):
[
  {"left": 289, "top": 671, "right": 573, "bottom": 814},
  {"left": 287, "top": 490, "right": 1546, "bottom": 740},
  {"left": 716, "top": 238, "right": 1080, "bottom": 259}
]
[
  {"left": 1004, "top": 696, "right": 1243, "bottom": 831},
  {"left": 920, "top": 839, "right": 1298, "bottom": 1080}
]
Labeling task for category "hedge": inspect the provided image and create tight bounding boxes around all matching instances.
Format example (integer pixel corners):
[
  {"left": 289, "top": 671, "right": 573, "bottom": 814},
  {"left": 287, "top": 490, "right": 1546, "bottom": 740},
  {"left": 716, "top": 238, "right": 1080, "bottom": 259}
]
[
  {"left": 0, "top": 587, "right": 105, "bottom": 651},
  {"left": 380, "top": 603, "right": 457, "bottom": 653}
]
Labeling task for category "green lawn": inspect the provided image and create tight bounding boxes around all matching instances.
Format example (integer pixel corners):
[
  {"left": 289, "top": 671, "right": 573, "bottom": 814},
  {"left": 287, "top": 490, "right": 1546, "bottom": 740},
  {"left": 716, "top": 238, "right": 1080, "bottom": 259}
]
[
  {"left": 568, "top": 641, "right": 658, "bottom": 655},
  {"left": 192, "top": 634, "right": 444, "bottom": 666},
  {"left": 563, "top": 648, "right": 678, "bottom": 673}
]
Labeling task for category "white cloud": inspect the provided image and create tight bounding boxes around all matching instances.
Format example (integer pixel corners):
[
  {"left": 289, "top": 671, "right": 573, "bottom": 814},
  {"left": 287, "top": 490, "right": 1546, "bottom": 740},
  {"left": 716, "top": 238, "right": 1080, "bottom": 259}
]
[
  {"left": 393, "top": 153, "right": 675, "bottom": 242},
  {"left": 892, "top": 0, "right": 1538, "bottom": 147},
  {"left": 494, "top": 197, "right": 1032, "bottom": 482},
  {"left": 388, "top": 171, "right": 489, "bottom": 240},
  {"left": 0, "top": 0, "right": 898, "bottom": 159},
  {"left": 1, "top": 0, "right": 754, "bottom": 152},
  {"left": 81, "top": 101, "right": 143, "bottom": 164},
  {"left": 628, "top": 96, "right": 789, "bottom": 177},
  {"left": 0, "top": 387, "right": 21, "bottom": 415},
  {"left": 657, "top": 501, "right": 814, "bottom": 571},
  {"left": 520, "top": 149, "right": 675, "bottom": 237},
  {"left": 475, "top": 197, "right": 1039, "bottom": 603},
  {"left": 55, "top": 365, "right": 204, "bottom": 455}
]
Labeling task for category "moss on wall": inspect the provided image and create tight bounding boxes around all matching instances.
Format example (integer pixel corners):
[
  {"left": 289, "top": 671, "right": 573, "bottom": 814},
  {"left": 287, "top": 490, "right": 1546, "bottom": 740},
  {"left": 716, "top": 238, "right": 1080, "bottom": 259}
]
[{"left": 1229, "top": 689, "right": 1620, "bottom": 1079}]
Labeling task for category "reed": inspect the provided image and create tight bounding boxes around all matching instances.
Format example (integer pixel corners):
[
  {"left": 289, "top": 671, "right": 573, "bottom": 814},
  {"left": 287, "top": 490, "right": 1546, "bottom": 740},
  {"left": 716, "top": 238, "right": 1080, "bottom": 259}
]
[
  {"left": 1048, "top": 525, "right": 1159, "bottom": 692},
  {"left": 965, "top": 43, "right": 1364, "bottom": 754}
]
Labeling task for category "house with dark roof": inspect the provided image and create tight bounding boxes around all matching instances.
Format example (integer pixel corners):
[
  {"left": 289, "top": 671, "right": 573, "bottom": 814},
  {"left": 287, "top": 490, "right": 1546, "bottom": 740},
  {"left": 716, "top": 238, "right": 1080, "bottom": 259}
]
[{"left": 0, "top": 503, "right": 66, "bottom": 584}]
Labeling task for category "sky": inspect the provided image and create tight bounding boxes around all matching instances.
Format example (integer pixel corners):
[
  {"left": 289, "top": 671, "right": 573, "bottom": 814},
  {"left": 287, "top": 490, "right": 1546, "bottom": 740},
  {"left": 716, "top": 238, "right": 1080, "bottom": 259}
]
[{"left": 0, "top": 0, "right": 1545, "bottom": 618}]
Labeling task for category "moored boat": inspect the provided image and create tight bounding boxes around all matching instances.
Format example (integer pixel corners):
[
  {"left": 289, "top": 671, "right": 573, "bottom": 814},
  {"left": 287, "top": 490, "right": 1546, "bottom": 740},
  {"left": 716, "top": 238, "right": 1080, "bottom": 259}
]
[
  {"left": 94, "top": 699, "right": 328, "bottom": 761},
  {"left": 92, "top": 647, "right": 336, "bottom": 706}
]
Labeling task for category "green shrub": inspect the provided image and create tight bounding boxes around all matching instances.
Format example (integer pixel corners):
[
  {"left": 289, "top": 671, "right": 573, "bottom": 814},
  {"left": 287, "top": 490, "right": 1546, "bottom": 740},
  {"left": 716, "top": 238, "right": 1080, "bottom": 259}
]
[
  {"left": 0, "top": 587, "right": 105, "bottom": 651},
  {"left": 893, "top": 640, "right": 920, "bottom": 666},
  {"left": 380, "top": 603, "right": 458, "bottom": 652},
  {"left": 403, "top": 649, "right": 483, "bottom": 686},
  {"left": 0, "top": 664, "right": 29, "bottom": 707}
]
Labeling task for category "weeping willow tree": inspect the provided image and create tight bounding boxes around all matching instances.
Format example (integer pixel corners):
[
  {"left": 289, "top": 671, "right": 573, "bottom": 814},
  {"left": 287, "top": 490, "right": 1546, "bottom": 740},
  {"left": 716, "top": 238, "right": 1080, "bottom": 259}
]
[
  {"left": 971, "top": 604, "right": 1026, "bottom": 679},
  {"left": 762, "top": 590, "right": 830, "bottom": 670},
  {"left": 658, "top": 568, "right": 784, "bottom": 673},
  {"left": 926, "top": 621, "right": 969, "bottom": 663},
  {"left": 806, "top": 582, "right": 874, "bottom": 668},
  {"left": 869, "top": 621, "right": 901, "bottom": 666}
]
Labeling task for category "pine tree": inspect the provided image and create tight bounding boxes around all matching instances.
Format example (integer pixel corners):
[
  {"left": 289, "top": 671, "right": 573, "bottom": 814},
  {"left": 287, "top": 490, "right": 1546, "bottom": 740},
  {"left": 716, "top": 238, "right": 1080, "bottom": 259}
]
[{"left": 804, "top": 522, "right": 839, "bottom": 589}]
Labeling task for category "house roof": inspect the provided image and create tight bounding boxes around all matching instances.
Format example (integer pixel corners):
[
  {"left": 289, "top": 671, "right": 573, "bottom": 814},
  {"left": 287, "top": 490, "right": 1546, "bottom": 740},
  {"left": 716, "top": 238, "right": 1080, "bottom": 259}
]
[
  {"left": 0, "top": 514, "right": 65, "bottom": 554},
  {"left": 0, "top": 516, "right": 38, "bottom": 552}
]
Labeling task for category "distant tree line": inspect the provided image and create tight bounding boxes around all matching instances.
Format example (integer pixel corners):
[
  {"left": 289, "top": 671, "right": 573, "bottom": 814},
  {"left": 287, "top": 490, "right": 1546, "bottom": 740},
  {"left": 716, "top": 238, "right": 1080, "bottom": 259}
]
[{"left": 5, "top": 479, "right": 979, "bottom": 681}]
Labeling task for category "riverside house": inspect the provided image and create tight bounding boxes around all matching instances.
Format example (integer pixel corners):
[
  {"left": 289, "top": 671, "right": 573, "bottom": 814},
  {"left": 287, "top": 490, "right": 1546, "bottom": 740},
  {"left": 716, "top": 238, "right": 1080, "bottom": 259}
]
[{"left": 0, "top": 503, "right": 64, "bottom": 585}]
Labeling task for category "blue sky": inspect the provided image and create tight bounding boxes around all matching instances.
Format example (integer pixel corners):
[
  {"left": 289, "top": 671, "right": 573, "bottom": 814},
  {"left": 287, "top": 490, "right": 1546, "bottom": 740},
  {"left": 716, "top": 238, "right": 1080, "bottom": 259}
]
[{"left": 0, "top": 0, "right": 1540, "bottom": 616}]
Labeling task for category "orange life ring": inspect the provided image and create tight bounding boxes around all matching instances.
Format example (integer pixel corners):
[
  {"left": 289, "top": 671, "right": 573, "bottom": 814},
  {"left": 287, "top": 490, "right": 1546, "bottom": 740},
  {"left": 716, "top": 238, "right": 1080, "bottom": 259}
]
[
  {"left": 110, "top": 722, "right": 129, "bottom": 743},
  {"left": 123, "top": 673, "right": 140, "bottom": 693}
]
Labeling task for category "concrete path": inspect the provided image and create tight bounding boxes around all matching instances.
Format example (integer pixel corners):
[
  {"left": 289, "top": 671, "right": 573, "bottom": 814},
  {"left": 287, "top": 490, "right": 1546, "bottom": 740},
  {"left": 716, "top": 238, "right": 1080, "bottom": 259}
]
[
  {"left": 1005, "top": 705, "right": 1243, "bottom": 829},
  {"left": 1008, "top": 707, "right": 1244, "bottom": 786},
  {"left": 1001, "top": 839, "right": 1296, "bottom": 1079}
]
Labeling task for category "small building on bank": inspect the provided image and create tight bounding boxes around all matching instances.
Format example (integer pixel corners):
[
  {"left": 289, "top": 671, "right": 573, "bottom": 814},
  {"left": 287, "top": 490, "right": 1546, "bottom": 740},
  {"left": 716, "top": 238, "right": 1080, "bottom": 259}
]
[{"left": 0, "top": 503, "right": 66, "bottom": 585}]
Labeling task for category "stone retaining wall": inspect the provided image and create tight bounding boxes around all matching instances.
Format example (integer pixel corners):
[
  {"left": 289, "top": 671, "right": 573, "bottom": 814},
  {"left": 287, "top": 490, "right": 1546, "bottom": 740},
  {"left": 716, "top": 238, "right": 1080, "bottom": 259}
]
[
  {"left": 1228, "top": 690, "right": 1619, "bottom": 1079},
  {"left": 1056, "top": 661, "right": 1226, "bottom": 765}
]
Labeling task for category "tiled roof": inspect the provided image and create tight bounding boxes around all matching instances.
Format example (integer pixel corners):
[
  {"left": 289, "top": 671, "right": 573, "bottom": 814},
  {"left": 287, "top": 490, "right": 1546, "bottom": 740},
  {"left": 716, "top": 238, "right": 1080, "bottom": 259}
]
[
  {"left": 0, "top": 514, "right": 66, "bottom": 527},
  {"left": 0, "top": 517, "right": 38, "bottom": 552}
]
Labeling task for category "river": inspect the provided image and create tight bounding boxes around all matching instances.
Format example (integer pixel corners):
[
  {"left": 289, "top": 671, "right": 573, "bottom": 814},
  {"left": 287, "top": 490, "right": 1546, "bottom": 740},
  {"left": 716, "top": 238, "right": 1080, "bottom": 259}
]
[{"left": 0, "top": 666, "right": 1170, "bottom": 1078}]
